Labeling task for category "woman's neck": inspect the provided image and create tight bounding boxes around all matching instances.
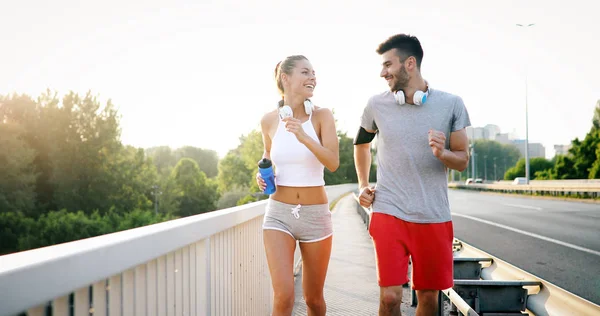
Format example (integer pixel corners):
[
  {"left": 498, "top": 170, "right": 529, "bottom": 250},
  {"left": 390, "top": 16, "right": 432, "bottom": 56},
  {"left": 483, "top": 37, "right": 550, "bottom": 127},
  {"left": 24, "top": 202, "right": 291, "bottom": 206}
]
[{"left": 283, "top": 93, "right": 306, "bottom": 117}]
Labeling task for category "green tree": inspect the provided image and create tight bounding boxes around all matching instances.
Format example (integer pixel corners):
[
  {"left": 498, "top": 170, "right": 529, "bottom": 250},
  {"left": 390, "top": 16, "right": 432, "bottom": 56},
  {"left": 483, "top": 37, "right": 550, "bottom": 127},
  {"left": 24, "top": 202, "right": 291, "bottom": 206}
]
[
  {"left": 325, "top": 130, "right": 377, "bottom": 184},
  {"left": 0, "top": 209, "right": 177, "bottom": 254},
  {"left": 0, "top": 122, "right": 38, "bottom": 215},
  {"left": 174, "top": 146, "right": 219, "bottom": 178},
  {"left": 48, "top": 91, "right": 123, "bottom": 214},
  {"left": 541, "top": 101, "right": 600, "bottom": 179},
  {"left": 146, "top": 146, "right": 177, "bottom": 176},
  {"left": 238, "top": 130, "right": 264, "bottom": 183},
  {"left": 170, "top": 158, "right": 219, "bottom": 217},
  {"left": 232, "top": 129, "right": 265, "bottom": 203},
  {"left": 0, "top": 89, "right": 189, "bottom": 254},
  {"left": 469, "top": 140, "right": 521, "bottom": 180},
  {"left": 237, "top": 194, "right": 258, "bottom": 206},
  {"left": 217, "top": 186, "right": 251, "bottom": 209},
  {"left": 146, "top": 146, "right": 219, "bottom": 180},
  {"left": 587, "top": 143, "right": 600, "bottom": 178},
  {"left": 104, "top": 146, "right": 158, "bottom": 214},
  {"left": 155, "top": 175, "right": 182, "bottom": 215},
  {"left": 592, "top": 100, "right": 600, "bottom": 129},
  {"left": 21, "top": 210, "right": 108, "bottom": 250},
  {"left": 1, "top": 90, "right": 165, "bottom": 216},
  {"left": 569, "top": 130, "right": 600, "bottom": 179},
  {"left": 0, "top": 92, "right": 56, "bottom": 214},
  {"left": 217, "top": 151, "right": 252, "bottom": 193},
  {"left": 0, "top": 212, "right": 36, "bottom": 255},
  {"left": 504, "top": 157, "right": 554, "bottom": 180}
]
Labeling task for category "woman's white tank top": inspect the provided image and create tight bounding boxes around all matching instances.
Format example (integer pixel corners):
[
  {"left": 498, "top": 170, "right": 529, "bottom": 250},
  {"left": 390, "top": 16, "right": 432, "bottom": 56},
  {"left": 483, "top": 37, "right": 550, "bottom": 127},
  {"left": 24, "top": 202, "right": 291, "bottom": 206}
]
[{"left": 270, "top": 111, "right": 325, "bottom": 187}]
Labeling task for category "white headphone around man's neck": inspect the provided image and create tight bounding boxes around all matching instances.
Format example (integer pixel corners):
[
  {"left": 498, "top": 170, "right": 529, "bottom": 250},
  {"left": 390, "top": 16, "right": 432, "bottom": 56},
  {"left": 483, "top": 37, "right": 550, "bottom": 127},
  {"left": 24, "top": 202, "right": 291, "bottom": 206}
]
[{"left": 393, "top": 81, "right": 430, "bottom": 105}]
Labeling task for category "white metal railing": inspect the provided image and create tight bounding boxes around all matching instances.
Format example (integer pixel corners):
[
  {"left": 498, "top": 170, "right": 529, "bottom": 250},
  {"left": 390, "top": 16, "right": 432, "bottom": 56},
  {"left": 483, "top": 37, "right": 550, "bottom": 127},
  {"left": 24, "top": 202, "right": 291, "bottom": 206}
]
[{"left": 0, "top": 184, "right": 356, "bottom": 316}]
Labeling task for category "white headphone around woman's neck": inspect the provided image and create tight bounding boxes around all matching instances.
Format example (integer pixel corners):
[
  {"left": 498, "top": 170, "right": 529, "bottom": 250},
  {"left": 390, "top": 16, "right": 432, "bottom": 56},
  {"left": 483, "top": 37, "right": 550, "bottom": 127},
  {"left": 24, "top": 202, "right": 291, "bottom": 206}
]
[
  {"left": 278, "top": 99, "right": 314, "bottom": 116},
  {"left": 303, "top": 99, "right": 313, "bottom": 115}
]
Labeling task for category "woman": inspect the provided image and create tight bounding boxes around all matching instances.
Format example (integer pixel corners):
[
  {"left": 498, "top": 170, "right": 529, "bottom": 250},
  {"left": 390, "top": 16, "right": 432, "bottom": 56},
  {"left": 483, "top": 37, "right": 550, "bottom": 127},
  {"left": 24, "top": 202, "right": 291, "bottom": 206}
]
[{"left": 256, "top": 55, "right": 339, "bottom": 316}]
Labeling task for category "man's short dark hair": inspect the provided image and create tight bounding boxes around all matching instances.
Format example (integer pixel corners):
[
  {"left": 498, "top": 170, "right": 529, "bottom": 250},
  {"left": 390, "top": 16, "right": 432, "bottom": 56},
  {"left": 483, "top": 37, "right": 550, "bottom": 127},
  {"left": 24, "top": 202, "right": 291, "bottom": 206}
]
[{"left": 376, "top": 34, "right": 424, "bottom": 69}]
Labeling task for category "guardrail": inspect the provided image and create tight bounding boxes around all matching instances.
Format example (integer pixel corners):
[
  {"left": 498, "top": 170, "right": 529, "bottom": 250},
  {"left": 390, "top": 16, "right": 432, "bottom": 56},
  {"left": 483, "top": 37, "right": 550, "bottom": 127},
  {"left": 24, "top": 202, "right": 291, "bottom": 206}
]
[
  {"left": 0, "top": 184, "right": 356, "bottom": 316},
  {"left": 452, "top": 240, "right": 600, "bottom": 316},
  {"left": 448, "top": 182, "right": 600, "bottom": 200},
  {"left": 496, "top": 179, "right": 600, "bottom": 185},
  {"left": 352, "top": 193, "right": 600, "bottom": 315}
]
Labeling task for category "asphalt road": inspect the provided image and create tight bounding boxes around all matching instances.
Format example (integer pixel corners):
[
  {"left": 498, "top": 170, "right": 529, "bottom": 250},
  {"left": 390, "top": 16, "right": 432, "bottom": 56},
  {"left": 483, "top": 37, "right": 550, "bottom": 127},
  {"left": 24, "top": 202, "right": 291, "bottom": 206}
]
[{"left": 449, "top": 189, "right": 600, "bottom": 305}]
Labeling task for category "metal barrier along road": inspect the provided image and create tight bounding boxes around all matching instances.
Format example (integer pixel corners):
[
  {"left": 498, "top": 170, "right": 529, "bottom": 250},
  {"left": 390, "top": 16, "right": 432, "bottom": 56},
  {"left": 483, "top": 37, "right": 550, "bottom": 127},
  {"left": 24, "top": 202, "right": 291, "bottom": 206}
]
[
  {"left": 352, "top": 193, "right": 600, "bottom": 316},
  {"left": 448, "top": 182, "right": 600, "bottom": 200},
  {"left": 451, "top": 240, "right": 600, "bottom": 315}
]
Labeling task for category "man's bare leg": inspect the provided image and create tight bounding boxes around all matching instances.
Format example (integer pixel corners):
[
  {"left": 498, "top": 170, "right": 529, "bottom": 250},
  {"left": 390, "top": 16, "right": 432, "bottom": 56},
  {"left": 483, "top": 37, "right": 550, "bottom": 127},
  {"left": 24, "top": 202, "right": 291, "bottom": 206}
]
[
  {"left": 415, "top": 290, "right": 439, "bottom": 316},
  {"left": 379, "top": 285, "right": 403, "bottom": 316}
]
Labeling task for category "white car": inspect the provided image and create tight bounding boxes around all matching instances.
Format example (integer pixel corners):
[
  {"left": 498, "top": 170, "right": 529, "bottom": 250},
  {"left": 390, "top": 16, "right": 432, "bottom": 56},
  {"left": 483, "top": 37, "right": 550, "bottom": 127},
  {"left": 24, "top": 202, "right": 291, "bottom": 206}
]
[{"left": 513, "top": 177, "right": 527, "bottom": 185}]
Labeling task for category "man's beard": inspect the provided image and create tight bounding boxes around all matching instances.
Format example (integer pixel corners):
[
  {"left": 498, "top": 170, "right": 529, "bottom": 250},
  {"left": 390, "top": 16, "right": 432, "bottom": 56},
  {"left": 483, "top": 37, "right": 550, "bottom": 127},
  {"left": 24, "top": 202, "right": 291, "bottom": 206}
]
[{"left": 391, "top": 65, "right": 410, "bottom": 92}]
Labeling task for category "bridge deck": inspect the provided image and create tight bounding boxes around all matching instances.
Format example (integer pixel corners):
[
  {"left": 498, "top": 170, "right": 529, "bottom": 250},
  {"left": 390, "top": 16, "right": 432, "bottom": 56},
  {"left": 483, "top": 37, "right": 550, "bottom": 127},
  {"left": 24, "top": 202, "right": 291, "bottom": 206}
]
[{"left": 292, "top": 194, "right": 416, "bottom": 315}]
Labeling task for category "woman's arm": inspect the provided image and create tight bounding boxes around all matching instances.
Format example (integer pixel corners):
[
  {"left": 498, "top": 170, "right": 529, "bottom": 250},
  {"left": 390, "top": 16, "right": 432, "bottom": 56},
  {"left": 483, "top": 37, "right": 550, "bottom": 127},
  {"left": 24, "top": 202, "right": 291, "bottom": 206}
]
[
  {"left": 260, "top": 112, "right": 273, "bottom": 160},
  {"left": 256, "top": 112, "right": 276, "bottom": 190}
]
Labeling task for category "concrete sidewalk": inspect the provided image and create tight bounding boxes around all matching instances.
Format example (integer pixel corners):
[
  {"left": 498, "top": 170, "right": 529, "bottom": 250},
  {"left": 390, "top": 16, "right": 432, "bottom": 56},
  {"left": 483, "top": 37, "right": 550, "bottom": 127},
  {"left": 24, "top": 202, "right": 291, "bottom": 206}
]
[{"left": 292, "top": 194, "right": 415, "bottom": 315}]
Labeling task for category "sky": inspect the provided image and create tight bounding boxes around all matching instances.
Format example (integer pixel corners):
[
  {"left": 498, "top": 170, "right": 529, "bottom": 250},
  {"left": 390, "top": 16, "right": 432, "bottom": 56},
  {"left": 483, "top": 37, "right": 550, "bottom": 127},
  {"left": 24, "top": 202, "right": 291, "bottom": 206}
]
[{"left": 1, "top": 0, "right": 598, "bottom": 159}]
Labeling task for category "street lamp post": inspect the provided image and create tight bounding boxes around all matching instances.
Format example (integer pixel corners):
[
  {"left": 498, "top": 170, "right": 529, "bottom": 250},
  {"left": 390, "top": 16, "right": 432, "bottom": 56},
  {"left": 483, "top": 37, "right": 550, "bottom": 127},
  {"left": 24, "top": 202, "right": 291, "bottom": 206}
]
[
  {"left": 517, "top": 23, "right": 535, "bottom": 185},
  {"left": 470, "top": 144, "right": 476, "bottom": 179},
  {"left": 484, "top": 155, "right": 488, "bottom": 181},
  {"left": 494, "top": 157, "right": 497, "bottom": 180}
]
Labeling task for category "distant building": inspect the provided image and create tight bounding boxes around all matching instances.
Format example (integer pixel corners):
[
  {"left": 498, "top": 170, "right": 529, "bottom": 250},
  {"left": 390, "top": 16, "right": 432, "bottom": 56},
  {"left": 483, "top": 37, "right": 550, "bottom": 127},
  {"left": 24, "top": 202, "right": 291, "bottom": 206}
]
[
  {"left": 511, "top": 139, "right": 546, "bottom": 158},
  {"left": 467, "top": 124, "right": 509, "bottom": 143},
  {"left": 530, "top": 143, "right": 546, "bottom": 158},
  {"left": 468, "top": 125, "right": 546, "bottom": 159},
  {"left": 494, "top": 133, "right": 511, "bottom": 145},
  {"left": 466, "top": 126, "right": 484, "bottom": 140},
  {"left": 554, "top": 144, "right": 572, "bottom": 156},
  {"left": 483, "top": 124, "right": 501, "bottom": 140}
]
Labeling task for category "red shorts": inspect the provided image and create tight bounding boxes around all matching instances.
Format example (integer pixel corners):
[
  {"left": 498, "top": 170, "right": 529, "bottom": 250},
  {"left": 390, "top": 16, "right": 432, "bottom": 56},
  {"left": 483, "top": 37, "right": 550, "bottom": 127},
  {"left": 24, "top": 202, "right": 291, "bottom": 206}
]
[{"left": 369, "top": 212, "right": 454, "bottom": 290}]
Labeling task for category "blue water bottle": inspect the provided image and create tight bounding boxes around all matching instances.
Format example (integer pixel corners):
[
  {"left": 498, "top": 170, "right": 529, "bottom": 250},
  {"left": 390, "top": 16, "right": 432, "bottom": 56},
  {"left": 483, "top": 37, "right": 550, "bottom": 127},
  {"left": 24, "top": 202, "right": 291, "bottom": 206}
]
[{"left": 258, "top": 158, "right": 276, "bottom": 194}]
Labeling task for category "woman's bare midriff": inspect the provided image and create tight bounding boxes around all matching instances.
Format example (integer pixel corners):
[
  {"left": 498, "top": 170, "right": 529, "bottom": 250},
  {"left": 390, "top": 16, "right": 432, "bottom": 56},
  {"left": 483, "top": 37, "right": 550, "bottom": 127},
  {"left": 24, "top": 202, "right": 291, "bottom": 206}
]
[{"left": 271, "top": 185, "right": 328, "bottom": 205}]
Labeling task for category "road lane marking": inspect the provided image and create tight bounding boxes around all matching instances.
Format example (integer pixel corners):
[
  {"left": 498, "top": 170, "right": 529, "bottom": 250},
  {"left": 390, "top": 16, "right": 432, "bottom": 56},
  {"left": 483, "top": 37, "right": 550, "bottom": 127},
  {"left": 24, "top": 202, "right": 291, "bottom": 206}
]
[
  {"left": 452, "top": 212, "right": 600, "bottom": 257},
  {"left": 502, "top": 203, "right": 543, "bottom": 211}
]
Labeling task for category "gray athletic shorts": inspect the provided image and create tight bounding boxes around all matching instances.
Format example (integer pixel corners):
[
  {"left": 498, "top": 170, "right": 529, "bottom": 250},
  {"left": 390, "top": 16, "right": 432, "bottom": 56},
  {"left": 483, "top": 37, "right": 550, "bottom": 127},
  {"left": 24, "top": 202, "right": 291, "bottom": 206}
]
[{"left": 262, "top": 199, "right": 333, "bottom": 243}]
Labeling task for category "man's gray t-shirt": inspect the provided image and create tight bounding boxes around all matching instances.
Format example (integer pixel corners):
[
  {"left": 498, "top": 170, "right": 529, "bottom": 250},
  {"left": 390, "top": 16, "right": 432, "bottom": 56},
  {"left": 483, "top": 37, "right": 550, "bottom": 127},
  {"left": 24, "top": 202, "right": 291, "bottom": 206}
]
[{"left": 360, "top": 88, "right": 471, "bottom": 223}]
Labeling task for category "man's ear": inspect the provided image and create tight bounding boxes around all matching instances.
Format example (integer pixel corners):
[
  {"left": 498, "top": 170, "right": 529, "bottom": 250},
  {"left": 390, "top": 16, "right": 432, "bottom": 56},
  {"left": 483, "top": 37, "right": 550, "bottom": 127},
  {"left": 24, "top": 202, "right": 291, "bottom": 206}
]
[{"left": 406, "top": 56, "right": 417, "bottom": 71}]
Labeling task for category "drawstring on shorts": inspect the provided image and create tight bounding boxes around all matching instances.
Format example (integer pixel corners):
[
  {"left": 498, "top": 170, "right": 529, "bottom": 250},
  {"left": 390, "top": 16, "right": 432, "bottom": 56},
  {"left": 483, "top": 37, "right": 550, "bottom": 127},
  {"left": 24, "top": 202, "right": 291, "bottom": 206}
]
[{"left": 291, "top": 204, "right": 301, "bottom": 219}]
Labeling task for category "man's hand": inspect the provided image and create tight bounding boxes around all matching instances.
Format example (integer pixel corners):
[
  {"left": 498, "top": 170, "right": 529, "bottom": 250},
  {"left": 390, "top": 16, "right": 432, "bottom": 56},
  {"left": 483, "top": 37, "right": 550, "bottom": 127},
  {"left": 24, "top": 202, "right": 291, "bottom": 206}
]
[
  {"left": 358, "top": 186, "right": 376, "bottom": 208},
  {"left": 428, "top": 129, "right": 447, "bottom": 159}
]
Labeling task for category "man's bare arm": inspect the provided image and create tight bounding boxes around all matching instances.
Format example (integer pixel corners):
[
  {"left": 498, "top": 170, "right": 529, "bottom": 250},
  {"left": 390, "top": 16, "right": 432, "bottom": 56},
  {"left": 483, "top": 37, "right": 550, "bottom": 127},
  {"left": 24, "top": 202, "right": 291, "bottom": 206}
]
[
  {"left": 439, "top": 128, "right": 470, "bottom": 171},
  {"left": 354, "top": 127, "right": 376, "bottom": 189},
  {"left": 354, "top": 143, "right": 372, "bottom": 189}
]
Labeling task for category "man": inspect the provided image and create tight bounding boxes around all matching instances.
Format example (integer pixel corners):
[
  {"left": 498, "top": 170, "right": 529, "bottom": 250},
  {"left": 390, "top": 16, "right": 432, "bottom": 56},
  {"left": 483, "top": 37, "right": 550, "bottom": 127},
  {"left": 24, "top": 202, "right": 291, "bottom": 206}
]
[{"left": 353, "top": 33, "right": 471, "bottom": 315}]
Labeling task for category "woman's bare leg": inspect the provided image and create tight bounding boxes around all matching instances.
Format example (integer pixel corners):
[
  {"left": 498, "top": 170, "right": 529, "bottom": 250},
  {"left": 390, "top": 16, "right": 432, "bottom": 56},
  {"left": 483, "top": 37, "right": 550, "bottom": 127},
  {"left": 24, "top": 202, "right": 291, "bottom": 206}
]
[
  {"left": 299, "top": 235, "right": 333, "bottom": 316},
  {"left": 263, "top": 229, "right": 297, "bottom": 315}
]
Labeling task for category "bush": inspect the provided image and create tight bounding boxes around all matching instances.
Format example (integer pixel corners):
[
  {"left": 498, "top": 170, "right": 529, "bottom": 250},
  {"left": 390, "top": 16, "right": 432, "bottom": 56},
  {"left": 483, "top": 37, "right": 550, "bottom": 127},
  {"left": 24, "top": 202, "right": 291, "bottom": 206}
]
[
  {"left": 217, "top": 186, "right": 250, "bottom": 209},
  {"left": 0, "top": 209, "right": 177, "bottom": 255}
]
